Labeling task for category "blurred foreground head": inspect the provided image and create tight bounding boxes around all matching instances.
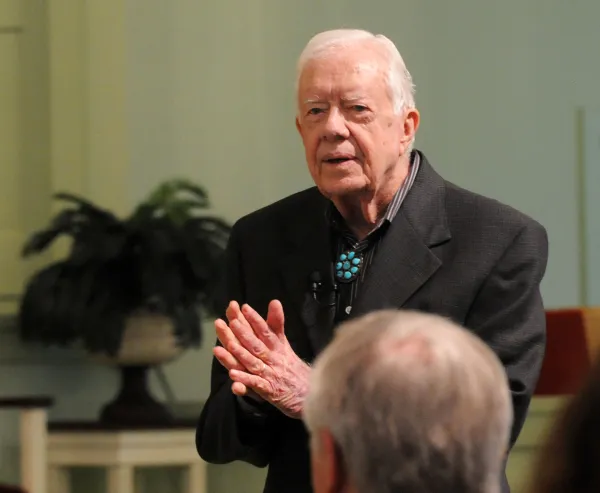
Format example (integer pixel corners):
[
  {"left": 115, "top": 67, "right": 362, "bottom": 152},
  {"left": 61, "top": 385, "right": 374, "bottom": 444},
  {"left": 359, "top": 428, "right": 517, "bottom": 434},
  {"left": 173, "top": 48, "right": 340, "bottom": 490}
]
[{"left": 304, "top": 309, "right": 512, "bottom": 493}]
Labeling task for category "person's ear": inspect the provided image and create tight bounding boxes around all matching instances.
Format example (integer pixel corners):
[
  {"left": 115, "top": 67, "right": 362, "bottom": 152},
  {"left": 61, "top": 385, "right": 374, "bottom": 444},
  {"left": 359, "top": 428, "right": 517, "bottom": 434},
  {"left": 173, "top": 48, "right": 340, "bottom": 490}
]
[
  {"left": 400, "top": 108, "right": 420, "bottom": 151},
  {"left": 311, "top": 429, "right": 350, "bottom": 493}
]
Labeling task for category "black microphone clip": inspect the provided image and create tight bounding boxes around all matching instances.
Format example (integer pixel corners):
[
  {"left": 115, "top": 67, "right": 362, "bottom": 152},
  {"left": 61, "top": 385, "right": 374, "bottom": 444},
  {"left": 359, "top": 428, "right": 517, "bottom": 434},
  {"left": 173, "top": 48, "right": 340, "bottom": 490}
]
[{"left": 309, "top": 270, "right": 337, "bottom": 307}]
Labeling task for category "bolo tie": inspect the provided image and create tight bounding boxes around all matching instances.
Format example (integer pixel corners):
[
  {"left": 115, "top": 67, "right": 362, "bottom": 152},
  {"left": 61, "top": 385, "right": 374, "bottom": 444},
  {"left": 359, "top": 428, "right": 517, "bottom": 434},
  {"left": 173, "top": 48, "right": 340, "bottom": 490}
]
[
  {"left": 334, "top": 248, "right": 364, "bottom": 283},
  {"left": 337, "top": 240, "right": 372, "bottom": 315}
]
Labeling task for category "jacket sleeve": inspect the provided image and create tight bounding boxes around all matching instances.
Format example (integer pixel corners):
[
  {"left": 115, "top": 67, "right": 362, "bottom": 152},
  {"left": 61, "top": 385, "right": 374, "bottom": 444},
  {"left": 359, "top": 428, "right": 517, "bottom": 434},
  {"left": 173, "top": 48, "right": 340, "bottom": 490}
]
[
  {"left": 195, "top": 221, "right": 276, "bottom": 467},
  {"left": 465, "top": 220, "right": 549, "bottom": 447}
]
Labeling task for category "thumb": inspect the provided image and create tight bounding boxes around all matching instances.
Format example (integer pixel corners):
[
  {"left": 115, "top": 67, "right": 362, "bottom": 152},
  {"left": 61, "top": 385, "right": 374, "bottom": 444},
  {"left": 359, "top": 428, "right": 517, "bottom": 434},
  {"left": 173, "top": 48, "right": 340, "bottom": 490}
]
[
  {"left": 266, "top": 299, "right": 285, "bottom": 336},
  {"left": 231, "top": 381, "right": 248, "bottom": 396}
]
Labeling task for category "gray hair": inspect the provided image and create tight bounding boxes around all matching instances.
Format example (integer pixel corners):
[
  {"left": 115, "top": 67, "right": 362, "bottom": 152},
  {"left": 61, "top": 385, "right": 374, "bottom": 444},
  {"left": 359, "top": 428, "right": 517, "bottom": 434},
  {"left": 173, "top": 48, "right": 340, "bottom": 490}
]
[
  {"left": 295, "top": 29, "right": 416, "bottom": 115},
  {"left": 303, "top": 310, "right": 512, "bottom": 493}
]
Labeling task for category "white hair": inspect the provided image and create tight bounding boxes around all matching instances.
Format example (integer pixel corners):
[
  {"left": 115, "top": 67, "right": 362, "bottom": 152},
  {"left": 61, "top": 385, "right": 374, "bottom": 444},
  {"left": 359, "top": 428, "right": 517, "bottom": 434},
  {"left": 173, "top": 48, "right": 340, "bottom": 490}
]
[
  {"left": 303, "top": 310, "right": 512, "bottom": 493},
  {"left": 295, "top": 29, "right": 416, "bottom": 115}
]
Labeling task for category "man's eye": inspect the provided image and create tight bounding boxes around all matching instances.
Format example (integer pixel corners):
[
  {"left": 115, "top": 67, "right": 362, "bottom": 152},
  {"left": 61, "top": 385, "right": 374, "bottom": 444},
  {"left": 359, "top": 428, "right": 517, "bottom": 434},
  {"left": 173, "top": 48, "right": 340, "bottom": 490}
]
[
  {"left": 308, "top": 108, "right": 324, "bottom": 115},
  {"left": 352, "top": 105, "right": 367, "bottom": 112}
]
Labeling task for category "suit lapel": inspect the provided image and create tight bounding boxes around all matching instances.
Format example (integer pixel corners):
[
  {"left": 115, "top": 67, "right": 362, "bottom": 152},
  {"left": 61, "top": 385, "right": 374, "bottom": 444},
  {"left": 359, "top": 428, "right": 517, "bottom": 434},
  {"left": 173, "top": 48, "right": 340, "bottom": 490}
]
[
  {"left": 278, "top": 192, "right": 336, "bottom": 357},
  {"left": 351, "top": 154, "right": 452, "bottom": 318},
  {"left": 351, "top": 213, "right": 441, "bottom": 317}
]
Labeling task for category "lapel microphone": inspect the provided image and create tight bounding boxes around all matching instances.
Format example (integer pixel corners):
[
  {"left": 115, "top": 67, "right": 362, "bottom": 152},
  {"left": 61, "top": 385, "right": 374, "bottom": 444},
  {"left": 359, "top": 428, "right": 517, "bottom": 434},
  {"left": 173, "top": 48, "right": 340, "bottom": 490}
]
[{"left": 309, "top": 269, "right": 338, "bottom": 307}]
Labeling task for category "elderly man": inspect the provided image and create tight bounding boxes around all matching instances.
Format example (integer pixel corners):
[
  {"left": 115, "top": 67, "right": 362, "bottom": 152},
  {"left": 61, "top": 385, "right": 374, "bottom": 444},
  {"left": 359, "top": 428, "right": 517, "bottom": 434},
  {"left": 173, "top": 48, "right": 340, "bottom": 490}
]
[
  {"left": 304, "top": 309, "right": 513, "bottom": 493},
  {"left": 196, "top": 28, "right": 548, "bottom": 493}
]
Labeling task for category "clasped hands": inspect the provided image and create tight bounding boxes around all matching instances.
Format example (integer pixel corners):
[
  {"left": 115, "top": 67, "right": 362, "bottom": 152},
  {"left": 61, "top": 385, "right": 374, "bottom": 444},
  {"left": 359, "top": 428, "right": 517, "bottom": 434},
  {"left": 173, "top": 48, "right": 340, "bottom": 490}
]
[{"left": 213, "top": 299, "right": 311, "bottom": 419}]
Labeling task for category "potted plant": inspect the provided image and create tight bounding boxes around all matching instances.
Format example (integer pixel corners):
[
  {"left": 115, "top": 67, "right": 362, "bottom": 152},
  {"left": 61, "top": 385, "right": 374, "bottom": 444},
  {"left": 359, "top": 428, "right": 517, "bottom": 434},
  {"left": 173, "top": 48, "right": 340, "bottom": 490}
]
[{"left": 17, "top": 179, "right": 231, "bottom": 425}]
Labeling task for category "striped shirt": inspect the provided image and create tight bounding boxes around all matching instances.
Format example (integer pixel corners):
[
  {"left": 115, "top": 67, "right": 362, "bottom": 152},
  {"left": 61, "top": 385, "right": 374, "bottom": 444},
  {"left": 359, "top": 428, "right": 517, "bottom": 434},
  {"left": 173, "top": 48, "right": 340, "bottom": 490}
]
[{"left": 327, "top": 151, "right": 421, "bottom": 323}]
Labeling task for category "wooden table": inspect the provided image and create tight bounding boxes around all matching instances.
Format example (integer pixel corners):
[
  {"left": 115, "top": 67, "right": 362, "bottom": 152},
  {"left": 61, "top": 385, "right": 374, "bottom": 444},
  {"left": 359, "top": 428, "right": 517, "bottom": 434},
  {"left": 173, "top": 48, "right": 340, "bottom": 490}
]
[{"left": 47, "top": 420, "right": 206, "bottom": 493}]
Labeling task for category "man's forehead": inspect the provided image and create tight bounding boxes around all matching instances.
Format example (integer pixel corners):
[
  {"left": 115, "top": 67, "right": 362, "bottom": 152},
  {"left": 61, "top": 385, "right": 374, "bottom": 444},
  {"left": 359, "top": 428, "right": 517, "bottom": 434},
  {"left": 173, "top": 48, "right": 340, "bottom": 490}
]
[
  {"left": 302, "top": 56, "right": 382, "bottom": 77},
  {"left": 298, "top": 61, "right": 385, "bottom": 96}
]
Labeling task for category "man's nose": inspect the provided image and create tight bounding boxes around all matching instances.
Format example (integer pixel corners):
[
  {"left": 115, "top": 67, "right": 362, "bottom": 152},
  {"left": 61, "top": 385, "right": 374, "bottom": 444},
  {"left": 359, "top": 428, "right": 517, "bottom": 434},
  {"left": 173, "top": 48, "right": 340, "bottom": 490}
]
[{"left": 322, "top": 108, "right": 349, "bottom": 141}]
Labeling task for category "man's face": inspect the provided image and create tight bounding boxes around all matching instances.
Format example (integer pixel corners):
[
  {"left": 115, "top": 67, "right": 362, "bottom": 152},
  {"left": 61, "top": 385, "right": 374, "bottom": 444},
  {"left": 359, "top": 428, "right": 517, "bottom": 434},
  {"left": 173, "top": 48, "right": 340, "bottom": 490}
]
[{"left": 295, "top": 45, "right": 418, "bottom": 200}]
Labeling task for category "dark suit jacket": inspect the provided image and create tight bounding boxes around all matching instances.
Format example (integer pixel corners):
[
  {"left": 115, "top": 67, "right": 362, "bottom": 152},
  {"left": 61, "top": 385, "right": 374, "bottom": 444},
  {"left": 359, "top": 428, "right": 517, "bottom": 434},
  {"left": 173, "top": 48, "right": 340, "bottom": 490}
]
[{"left": 196, "top": 152, "right": 549, "bottom": 493}]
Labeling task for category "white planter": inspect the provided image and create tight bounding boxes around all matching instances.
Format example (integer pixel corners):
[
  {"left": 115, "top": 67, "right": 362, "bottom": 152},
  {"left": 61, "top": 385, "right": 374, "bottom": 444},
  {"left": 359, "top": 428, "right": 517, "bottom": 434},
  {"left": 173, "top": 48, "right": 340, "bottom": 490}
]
[{"left": 89, "top": 311, "right": 184, "bottom": 366}]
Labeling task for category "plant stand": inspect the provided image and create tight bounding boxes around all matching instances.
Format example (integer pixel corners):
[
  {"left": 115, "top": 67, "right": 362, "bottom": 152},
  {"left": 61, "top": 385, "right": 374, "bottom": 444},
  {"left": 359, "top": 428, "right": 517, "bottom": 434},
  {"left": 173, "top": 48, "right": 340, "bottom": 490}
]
[
  {"left": 47, "top": 419, "right": 207, "bottom": 493},
  {"left": 100, "top": 365, "right": 173, "bottom": 426}
]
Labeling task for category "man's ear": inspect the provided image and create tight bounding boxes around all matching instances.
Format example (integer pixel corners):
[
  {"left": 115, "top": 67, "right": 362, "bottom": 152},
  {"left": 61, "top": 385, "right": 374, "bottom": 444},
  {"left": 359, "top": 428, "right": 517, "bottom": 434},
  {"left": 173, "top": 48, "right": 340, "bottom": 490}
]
[
  {"left": 312, "top": 429, "right": 350, "bottom": 493},
  {"left": 401, "top": 108, "right": 420, "bottom": 147}
]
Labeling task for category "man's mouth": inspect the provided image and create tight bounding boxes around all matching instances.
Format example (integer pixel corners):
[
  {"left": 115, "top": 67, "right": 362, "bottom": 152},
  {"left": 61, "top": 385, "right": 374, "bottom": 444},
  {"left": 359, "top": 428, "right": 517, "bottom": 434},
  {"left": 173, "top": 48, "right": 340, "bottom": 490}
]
[{"left": 324, "top": 156, "right": 354, "bottom": 164}]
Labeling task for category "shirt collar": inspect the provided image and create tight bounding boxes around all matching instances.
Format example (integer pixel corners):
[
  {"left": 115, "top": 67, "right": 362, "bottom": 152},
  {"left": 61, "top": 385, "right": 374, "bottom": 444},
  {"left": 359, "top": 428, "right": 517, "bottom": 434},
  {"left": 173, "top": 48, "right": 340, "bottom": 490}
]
[{"left": 326, "top": 150, "right": 421, "bottom": 234}]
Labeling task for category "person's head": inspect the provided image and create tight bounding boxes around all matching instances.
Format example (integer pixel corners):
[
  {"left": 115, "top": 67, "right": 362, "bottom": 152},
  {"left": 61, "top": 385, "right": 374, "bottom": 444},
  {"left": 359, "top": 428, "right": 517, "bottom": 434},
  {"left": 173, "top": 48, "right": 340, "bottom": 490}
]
[
  {"left": 529, "top": 355, "right": 600, "bottom": 493},
  {"left": 295, "top": 29, "right": 420, "bottom": 203},
  {"left": 303, "top": 310, "right": 512, "bottom": 493}
]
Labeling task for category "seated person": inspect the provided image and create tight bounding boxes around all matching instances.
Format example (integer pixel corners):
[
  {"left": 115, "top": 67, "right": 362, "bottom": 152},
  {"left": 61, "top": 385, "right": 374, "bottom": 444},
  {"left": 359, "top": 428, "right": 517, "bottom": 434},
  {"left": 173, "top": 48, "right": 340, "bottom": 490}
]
[
  {"left": 304, "top": 309, "right": 512, "bottom": 493},
  {"left": 528, "top": 353, "right": 600, "bottom": 493}
]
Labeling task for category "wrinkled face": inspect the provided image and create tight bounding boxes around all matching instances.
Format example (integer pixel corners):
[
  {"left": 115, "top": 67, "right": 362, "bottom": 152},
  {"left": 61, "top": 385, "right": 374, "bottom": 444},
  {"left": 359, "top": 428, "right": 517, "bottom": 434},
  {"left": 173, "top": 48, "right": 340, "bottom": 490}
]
[{"left": 296, "top": 45, "right": 418, "bottom": 200}]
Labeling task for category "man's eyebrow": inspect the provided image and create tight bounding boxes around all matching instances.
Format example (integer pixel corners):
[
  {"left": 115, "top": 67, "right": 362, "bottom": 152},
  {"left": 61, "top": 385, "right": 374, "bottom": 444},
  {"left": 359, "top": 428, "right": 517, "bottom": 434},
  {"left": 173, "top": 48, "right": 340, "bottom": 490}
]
[
  {"left": 302, "top": 97, "right": 366, "bottom": 105},
  {"left": 303, "top": 99, "right": 327, "bottom": 105},
  {"left": 341, "top": 96, "right": 365, "bottom": 102}
]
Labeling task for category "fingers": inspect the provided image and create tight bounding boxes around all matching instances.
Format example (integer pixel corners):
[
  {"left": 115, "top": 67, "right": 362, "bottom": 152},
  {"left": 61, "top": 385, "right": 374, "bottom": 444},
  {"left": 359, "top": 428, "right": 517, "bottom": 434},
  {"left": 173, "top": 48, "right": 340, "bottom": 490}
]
[
  {"left": 215, "top": 319, "right": 245, "bottom": 370},
  {"left": 226, "top": 301, "right": 251, "bottom": 330},
  {"left": 241, "top": 303, "right": 281, "bottom": 347},
  {"left": 216, "top": 303, "right": 274, "bottom": 371},
  {"left": 231, "top": 315, "right": 276, "bottom": 364},
  {"left": 214, "top": 344, "right": 267, "bottom": 402},
  {"left": 230, "top": 369, "right": 270, "bottom": 396},
  {"left": 227, "top": 338, "right": 269, "bottom": 376},
  {"left": 225, "top": 300, "right": 241, "bottom": 322},
  {"left": 231, "top": 381, "right": 248, "bottom": 396},
  {"left": 215, "top": 318, "right": 240, "bottom": 348},
  {"left": 266, "top": 300, "right": 285, "bottom": 336},
  {"left": 226, "top": 300, "right": 285, "bottom": 347},
  {"left": 230, "top": 319, "right": 272, "bottom": 361},
  {"left": 231, "top": 382, "right": 265, "bottom": 405},
  {"left": 213, "top": 346, "right": 245, "bottom": 371}
]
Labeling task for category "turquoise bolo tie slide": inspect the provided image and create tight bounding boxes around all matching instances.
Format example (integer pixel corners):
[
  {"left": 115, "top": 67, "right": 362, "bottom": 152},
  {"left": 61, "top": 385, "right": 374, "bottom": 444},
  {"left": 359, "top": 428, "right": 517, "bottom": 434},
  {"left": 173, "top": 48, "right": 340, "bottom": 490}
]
[{"left": 335, "top": 250, "right": 363, "bottom": 282}]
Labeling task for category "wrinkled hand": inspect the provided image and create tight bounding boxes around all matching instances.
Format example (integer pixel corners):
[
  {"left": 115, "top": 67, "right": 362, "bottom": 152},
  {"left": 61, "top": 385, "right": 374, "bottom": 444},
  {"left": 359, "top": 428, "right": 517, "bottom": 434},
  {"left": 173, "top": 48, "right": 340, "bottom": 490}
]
[{"left": 213, "top": 300, "right": 311, "bottom": 419}]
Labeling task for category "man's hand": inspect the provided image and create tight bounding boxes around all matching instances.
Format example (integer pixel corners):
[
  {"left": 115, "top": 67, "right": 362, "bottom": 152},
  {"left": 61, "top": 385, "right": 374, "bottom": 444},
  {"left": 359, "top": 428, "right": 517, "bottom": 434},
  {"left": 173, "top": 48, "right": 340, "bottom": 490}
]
[{"left": 213, "top": 300, "right": 311, "bottom": 419}]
